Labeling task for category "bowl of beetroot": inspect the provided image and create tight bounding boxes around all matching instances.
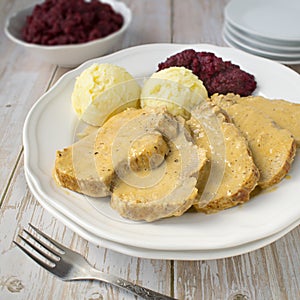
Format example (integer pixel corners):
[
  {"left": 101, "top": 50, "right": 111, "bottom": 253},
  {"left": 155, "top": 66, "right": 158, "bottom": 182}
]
[{"left": 5, "top": 0, "right": 132, "bottom": 67}]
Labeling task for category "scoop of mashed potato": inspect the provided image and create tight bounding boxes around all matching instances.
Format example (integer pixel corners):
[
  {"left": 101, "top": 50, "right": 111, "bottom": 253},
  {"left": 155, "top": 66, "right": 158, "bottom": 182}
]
[
  {"left": 72, "top": 63, "right": 141, "bottom": 126},
  {"left": 140, "top": 67, "right": 208, "bottom": 119}
]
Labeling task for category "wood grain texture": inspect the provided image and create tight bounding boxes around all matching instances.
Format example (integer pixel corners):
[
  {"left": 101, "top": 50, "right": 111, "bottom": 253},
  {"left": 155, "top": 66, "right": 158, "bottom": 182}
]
[
  {"left": 172, "top": 0, "right": 230, "bottom": 45},
  {"left": 122, "top": 0, "right": 172, "bottom": 46},
  {"left": 0, "top": 0, "right": 56, "bottom": 204},
  {"left": 1, "top": 0, "right": 300, "bottom": 299},
  {"left": 173, "top": 235, "right": 300, "bottom": 300},
  {"left": 0, "top": 1, "right": 173, "bottom": 299},
  {"left": 170, "top": 2, "right": 300, "bottom": 298}
]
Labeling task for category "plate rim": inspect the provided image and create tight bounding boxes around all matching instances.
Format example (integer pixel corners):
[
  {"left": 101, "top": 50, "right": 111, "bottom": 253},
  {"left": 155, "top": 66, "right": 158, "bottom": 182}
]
[{"left": 24, "top": 170, "right": 300, "bottom": 260}]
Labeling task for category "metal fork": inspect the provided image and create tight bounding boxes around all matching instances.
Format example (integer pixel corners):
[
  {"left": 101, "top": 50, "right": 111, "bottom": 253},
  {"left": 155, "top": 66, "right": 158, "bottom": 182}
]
[{"left": 14, "top": 224, "right": 177, "bottom": 300}]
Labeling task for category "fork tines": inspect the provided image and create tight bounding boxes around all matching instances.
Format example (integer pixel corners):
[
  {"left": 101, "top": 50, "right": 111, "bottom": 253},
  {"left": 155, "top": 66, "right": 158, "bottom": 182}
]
[{"left": 14, "top": 224, "right": 64, "bottom": 270}]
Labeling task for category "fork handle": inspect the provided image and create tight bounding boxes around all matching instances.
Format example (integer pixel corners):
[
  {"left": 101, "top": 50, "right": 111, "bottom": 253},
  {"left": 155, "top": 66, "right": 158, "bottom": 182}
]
[{"left": 88, "top": 268, "right": 177, "bottom": 300}]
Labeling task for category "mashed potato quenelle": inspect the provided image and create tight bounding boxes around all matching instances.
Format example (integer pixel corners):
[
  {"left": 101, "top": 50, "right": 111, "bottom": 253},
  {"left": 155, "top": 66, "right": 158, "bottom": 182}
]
[
  {"left": 140, "top": 67, "right": 208, "bottom": 119},
  {"left": 72, "top": 63, "right": 141, "bottom": 126}
]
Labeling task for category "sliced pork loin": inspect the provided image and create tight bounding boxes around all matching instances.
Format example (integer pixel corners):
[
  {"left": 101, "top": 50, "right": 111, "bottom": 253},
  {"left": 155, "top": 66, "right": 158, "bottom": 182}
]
[
  {"left": 234, "top": 94, "right": 300, "bottom": 147},
  {"left": 187, "top": 103, "right": 259, "bottom": 213},
  {"left": 93, "top": 107, "right": 180, "bottom": 189},
  {"left": 209, "top": 94, "right": 296, "bottom": 189},
  {"left": 54, "top": 130, "right": 110, "bottom": 197},
  {"left": 54, "top": 107, "right": 178, "bottom": 197},
  {"left": 110, "top": 116, "right": 207, "bottom": 222}
]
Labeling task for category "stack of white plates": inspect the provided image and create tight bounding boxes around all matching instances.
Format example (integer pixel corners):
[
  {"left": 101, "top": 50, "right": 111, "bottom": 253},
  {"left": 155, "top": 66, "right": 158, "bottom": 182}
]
[{"left": 223, "top": 0, "right": 300, "bottom": 65}]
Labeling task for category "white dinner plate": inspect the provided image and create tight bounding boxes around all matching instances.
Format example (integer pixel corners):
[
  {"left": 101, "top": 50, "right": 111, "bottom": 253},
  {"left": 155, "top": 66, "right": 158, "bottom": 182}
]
[
  {"left": 23, "top": 43, "right": 300, "bottom": 253},
  {"left": 224, "top": 0, "right": 300, "bottom": 44},
  {"left": 25, "top": 170, "right": 300, "bottom": 260},
  {"left": 223, "top": 27, "right": 300, "bottom": 65}
]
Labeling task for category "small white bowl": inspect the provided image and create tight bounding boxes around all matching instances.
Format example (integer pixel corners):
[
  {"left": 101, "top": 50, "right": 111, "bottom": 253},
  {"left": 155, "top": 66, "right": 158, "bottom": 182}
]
[{"left": 4, "top": 0, "right": 132, "bottom": 67}]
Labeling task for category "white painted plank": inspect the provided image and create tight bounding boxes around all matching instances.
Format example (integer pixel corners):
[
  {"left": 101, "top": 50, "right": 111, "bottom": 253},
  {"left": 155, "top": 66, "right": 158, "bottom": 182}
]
[
  {"left": 0, "top": 0, "right": 56, "bottom": 203},
  {"left": 122, "top": 0, "right": 172, "bottom": 46},
  {"left": 173, "top": 234, "right": 300, "bottom": 300},
  {"left": 173, "top": 0, "right": 230, "bottom": 45}
]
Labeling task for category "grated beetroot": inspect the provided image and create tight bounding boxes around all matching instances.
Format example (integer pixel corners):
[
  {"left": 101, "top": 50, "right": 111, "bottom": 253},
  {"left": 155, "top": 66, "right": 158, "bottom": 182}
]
[
  {"left": 158, "top": 49, "right": 257, "bottom": 96},
  {"left": 22, "top": 0, "right": 124, "bottom": 46}
]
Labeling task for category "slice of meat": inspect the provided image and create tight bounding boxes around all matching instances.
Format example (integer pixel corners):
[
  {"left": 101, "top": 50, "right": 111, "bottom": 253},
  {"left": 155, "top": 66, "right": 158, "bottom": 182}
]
[
  {"left": 93, "top": 107, "right": 179, "bottom": 189},
  {"left": 234, "top": 95, "right": 300, "bottom": 147},
  {"left": 110, "top": 117, "right": 207, "bottom": 222},
  {"left": 54, "top": 107, "right": 179, "bottom": 197},
  {"left": 187, "top": 103, "right": 259, "bottom": 213},
  {"left": 210, "top": 94, "right": 296, "bottom": 189},
  {"left": 54, "top": 131, "right": 110, "bottom": 197}
]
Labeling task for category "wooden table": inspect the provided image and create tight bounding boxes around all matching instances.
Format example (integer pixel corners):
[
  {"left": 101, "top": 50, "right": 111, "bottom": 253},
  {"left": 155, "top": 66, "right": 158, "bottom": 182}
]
[{"left": 1, "top": 1, "right": 300, "bottom": 299}]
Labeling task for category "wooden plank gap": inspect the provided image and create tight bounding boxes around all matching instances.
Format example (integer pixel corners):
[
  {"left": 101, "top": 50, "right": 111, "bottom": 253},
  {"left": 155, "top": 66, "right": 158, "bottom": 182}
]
[
  {"left": 45, "top": 65, "right": 59, "bottom": 91},
  {"left": 171, "top": 260, "right": 175, "bottom": 298},
  {"left": 170, "top": 0, "right": 174, "bottom": 43},
  {"left": 0, "top": 146, "right": 24, "bottom": 207}
]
